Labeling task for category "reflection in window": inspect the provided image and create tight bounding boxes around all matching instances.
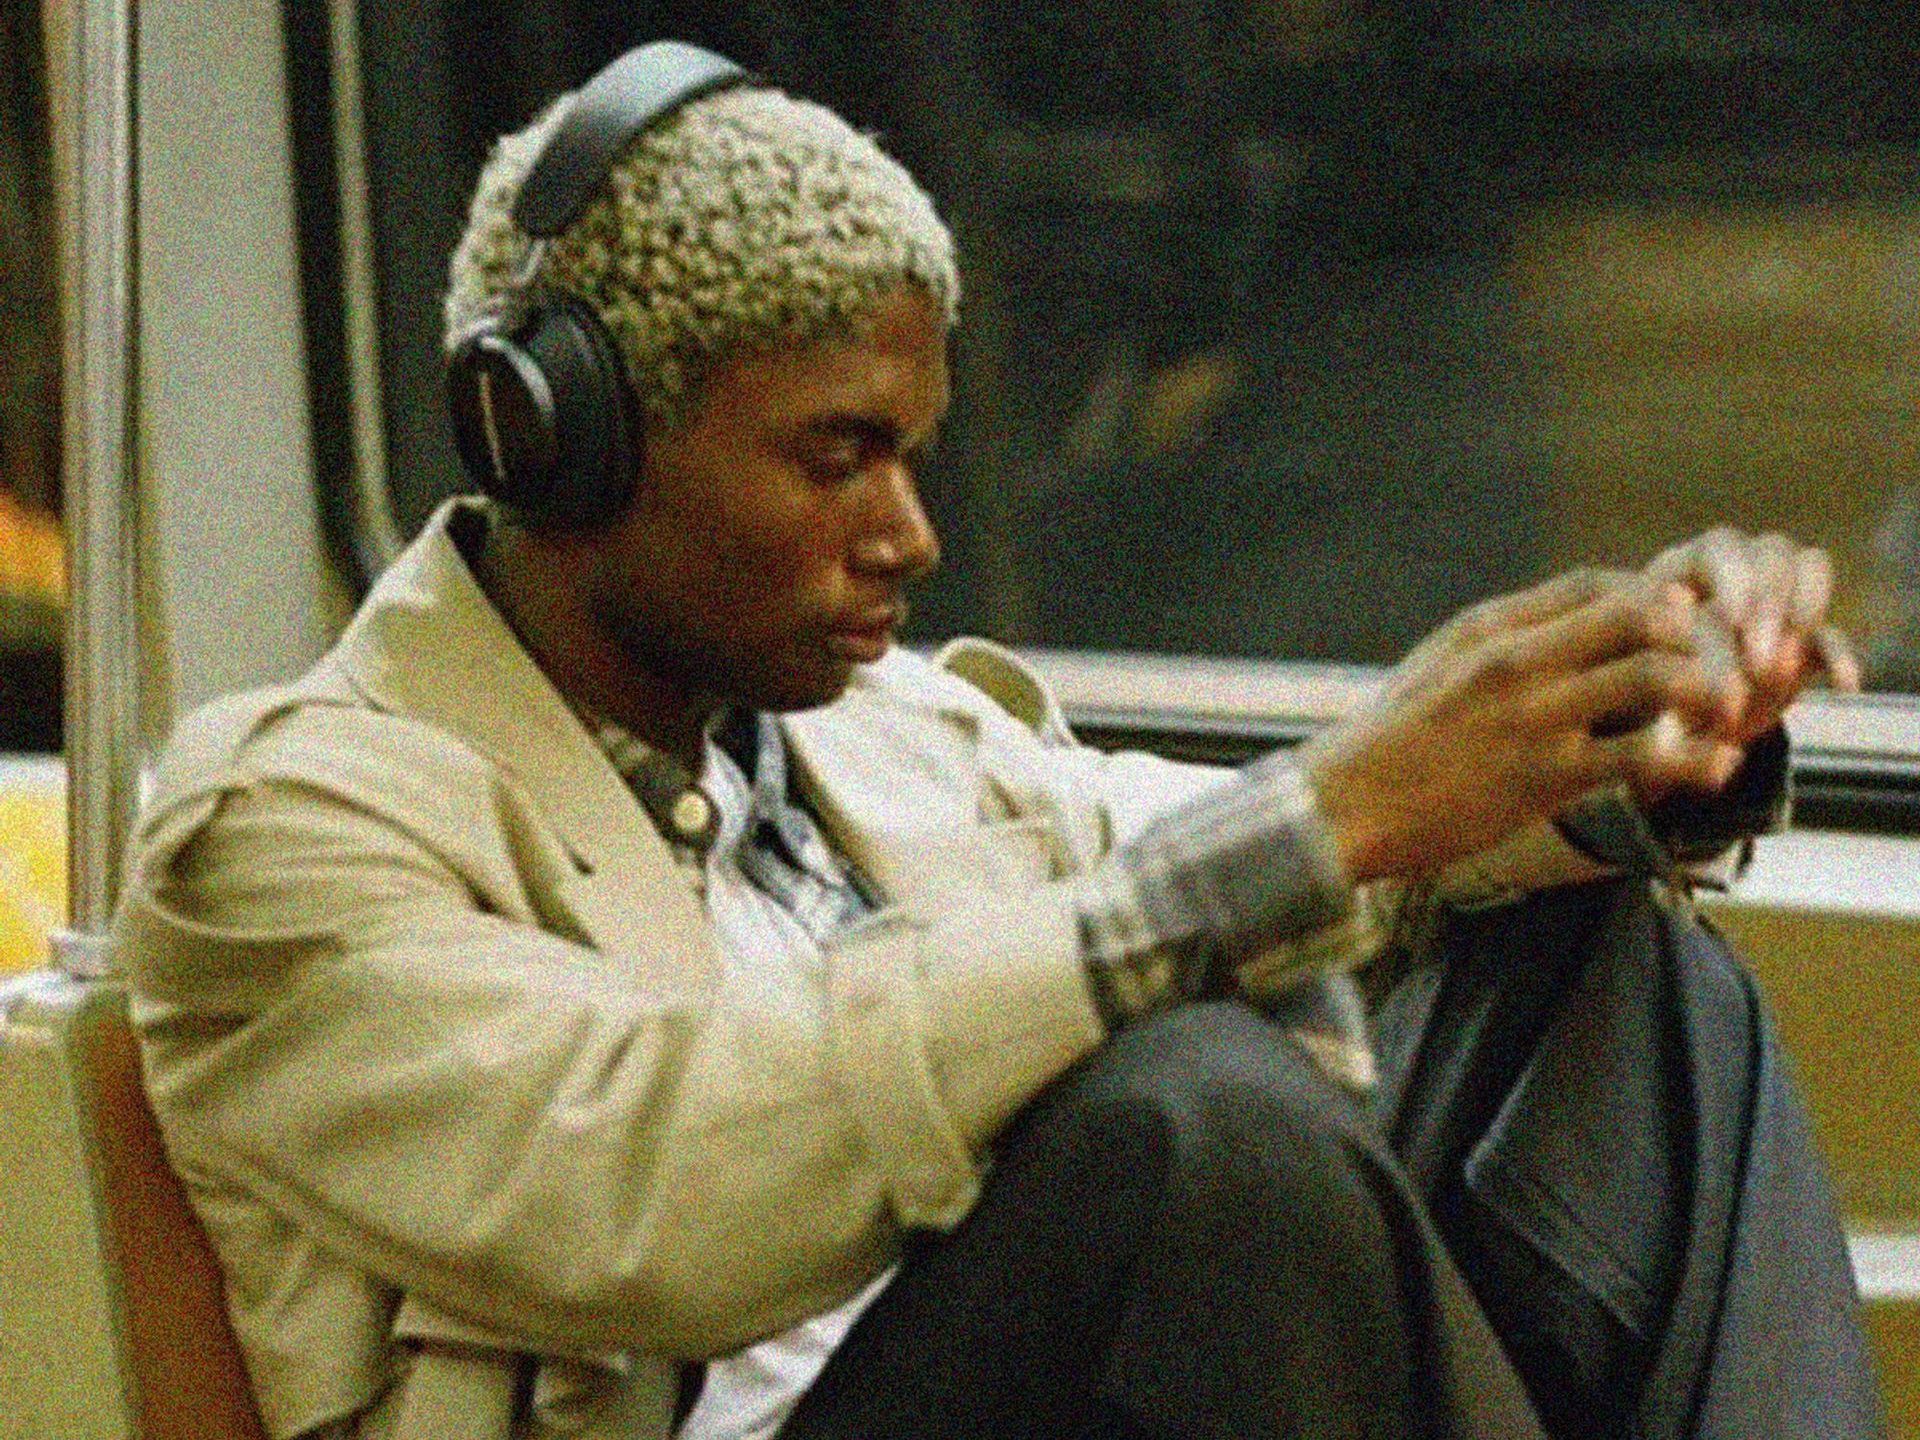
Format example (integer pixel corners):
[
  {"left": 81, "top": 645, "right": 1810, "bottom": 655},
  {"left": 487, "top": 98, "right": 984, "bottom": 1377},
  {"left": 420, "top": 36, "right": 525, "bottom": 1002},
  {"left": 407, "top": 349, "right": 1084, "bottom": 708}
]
[
  {"left": 338, "top": 0, "right": 1919, "bottom": 691},
  {"left": 0, "top": 0, "right": 63, "bottom": 752},
  {"left": 1512, "top": 206, "right": 1919, "bottom": 692}
]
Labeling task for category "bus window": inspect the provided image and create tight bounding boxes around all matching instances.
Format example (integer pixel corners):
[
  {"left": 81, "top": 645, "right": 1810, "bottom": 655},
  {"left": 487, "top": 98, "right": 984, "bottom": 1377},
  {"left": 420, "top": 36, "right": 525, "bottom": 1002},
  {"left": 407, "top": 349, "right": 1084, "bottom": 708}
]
[
  {"left": 0, "top": 0, "right": 63, "bottom": 755},
  {"left": 298, "top": 0, "right": 1920, "bottom": 704}
]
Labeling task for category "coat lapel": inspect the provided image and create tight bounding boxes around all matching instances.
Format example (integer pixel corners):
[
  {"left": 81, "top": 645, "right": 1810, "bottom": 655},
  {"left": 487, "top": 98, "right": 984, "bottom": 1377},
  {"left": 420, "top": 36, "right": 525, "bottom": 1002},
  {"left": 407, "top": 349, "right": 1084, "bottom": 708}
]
[
  {"left": 780, "top": 660, "right": 970, "bottom": 908},
  {"left": 331, "top": 509, "right": 1064, "bottom": 954},
  {"left": 329, "top": 502, "right": 720, "bottom": 981},
  {"left": 782, "top": 656, "right": 1067, "bottom": 915}
]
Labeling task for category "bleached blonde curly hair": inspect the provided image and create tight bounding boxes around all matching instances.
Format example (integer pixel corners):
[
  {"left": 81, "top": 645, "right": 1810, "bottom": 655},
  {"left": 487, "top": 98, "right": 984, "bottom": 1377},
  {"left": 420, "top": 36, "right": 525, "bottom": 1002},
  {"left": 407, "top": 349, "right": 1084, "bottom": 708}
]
[{"left": 444, "top": 82, "right": 960, "bottom": 433}]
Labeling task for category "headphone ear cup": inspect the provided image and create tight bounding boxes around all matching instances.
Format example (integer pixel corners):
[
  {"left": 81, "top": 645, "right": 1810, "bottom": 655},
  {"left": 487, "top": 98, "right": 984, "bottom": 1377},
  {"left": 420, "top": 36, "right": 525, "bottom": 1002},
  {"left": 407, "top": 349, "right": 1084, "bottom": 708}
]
[
  {"left": 447, "top": 327, "right": 562, "bottom": 512},
  {"left": 446, "top": 299, "right": 640, "bottom": 529},
  {"left": 525, "top": 299, "right": 642, "bottom": 528}
]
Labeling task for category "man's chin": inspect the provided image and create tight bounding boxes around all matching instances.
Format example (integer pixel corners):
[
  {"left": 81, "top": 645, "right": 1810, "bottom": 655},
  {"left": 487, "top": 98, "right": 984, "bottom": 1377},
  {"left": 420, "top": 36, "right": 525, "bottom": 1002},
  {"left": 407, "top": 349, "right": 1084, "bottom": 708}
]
[
  {"left": 824, "top": 628, "right": 895, "bottom": 666},
  {"left": 749, "top": 656, "right": 866, "bottom": 714}
]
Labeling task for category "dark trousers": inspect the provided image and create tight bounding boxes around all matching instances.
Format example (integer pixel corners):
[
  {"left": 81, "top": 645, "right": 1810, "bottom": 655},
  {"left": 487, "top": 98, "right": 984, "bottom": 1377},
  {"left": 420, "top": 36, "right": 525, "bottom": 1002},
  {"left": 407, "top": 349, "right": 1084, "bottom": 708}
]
[
  {"left": 783, "top": 1000, "right": 1544, "bottom": 1439},
  {"left": 780, "top": 881, "right": 1879, "bottom": 1440}
]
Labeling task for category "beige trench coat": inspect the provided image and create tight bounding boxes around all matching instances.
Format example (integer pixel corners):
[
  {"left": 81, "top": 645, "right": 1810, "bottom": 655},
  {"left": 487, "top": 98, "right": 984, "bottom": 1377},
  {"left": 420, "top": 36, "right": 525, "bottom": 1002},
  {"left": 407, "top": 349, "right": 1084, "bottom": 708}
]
[{"left": 109, "top": 500, "right": 1612, "bottom": 1439}]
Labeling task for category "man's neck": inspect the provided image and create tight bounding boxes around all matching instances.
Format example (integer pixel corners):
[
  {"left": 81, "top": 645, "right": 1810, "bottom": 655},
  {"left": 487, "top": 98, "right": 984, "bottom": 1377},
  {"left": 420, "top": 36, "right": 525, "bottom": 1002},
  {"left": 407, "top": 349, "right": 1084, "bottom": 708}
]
[{"left": 463, "top": 510, "right": 715, "bottom": 768}]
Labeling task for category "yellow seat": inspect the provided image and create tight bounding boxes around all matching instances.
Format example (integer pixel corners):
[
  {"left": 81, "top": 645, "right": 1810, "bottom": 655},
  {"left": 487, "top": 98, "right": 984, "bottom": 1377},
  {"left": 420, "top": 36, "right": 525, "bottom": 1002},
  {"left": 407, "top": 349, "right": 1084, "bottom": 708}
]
[
  {"left": 0, "top": 758, "right": 68, "bottom": 974},
  {"left": 0, "top": 971, "right": 266, "bottom": 1440}
]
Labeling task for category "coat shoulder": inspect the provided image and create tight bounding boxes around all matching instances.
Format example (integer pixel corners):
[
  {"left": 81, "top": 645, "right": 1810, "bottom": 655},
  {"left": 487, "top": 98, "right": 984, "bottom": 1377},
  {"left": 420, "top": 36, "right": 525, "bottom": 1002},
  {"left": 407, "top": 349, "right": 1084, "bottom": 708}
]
[
  {"left": 852, "top": 640, "right": 1068, "bottom": 743},
  {"left": 148, "top": 664, "right": 503, "bottom": 846}
]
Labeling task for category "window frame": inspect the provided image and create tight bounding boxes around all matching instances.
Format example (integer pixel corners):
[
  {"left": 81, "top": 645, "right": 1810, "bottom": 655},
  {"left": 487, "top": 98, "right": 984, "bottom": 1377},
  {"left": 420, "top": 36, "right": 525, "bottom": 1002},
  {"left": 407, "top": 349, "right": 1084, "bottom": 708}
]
[{"left": 1021, "top": 648, "right": 1920, "bottom": 836}]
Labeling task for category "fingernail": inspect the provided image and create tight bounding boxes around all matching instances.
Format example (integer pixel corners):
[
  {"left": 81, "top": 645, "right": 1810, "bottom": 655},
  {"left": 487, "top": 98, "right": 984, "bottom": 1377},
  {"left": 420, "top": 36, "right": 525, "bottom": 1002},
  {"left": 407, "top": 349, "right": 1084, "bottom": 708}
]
[{"left": 1748, "top": 612, "right": 1780, "bottom": 671}]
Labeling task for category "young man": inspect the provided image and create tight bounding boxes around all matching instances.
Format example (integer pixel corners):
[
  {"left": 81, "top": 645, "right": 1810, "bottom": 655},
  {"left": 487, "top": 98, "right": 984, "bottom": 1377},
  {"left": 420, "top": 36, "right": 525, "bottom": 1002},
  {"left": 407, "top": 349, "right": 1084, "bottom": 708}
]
[{"left": 112, "top": 47, "right": 1869, "bottom": 1440}]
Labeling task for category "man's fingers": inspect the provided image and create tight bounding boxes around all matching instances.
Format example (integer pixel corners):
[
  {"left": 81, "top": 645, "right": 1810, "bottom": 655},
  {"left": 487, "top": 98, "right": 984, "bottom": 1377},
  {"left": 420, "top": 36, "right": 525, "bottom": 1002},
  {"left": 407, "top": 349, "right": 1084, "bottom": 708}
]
[
  {"left": 1648, "top": 526, "right": 1755, "bottom": 622},
  {"left": 1462, "top": 566, "right": 1639, "bottom": 639},
  {"left": 1741, "top": 532, "right": 1800, "bottom": 674},
  {"left": 1509, "top": 574, "right": 1698, "bottom": 678},
  {"left": 1690, "top": 607, "right": 1745, "bottom": 694},
  {"left": 1547, "top": 648, "right": 1741, "bottom": 738},
  {"left": 1590, "top": 712, "right": 1745, "bottom": 798},
  {"left": 1645, "top": 527, "right": 1859, "bottom": 693},
  {"left": 1813, "top": 623, "right": 1865, "bottom": 693},
  {"left": 1789, "top": 546, "right": 1835, "bottom": 632}
]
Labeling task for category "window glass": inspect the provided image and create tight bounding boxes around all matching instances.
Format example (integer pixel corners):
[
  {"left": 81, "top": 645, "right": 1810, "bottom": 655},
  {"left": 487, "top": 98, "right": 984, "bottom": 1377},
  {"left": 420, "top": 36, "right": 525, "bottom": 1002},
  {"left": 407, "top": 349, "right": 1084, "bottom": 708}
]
[
  {"left": 0, "top": 0, "right": 64, "bottom": 753},
  {"left": 0, "top": 0, "right": 66, "bottom": 975},
  {"left": 338, "top": 0, "right": 1919, "bottom": 692}
]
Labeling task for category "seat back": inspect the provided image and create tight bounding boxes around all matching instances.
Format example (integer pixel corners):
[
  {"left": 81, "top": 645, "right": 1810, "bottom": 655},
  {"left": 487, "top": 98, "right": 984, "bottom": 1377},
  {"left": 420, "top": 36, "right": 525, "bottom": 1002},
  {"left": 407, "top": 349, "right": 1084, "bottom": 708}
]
[{"left": 0, "top": 971, "right": 266, "bottom": 1440}]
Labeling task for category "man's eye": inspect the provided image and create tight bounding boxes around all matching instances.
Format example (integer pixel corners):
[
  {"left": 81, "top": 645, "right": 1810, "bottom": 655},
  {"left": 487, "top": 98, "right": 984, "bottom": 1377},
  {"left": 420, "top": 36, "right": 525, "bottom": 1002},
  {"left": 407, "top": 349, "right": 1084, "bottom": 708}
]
[{"left": 802, "top": 445, "right": 863, "bottom": 481}]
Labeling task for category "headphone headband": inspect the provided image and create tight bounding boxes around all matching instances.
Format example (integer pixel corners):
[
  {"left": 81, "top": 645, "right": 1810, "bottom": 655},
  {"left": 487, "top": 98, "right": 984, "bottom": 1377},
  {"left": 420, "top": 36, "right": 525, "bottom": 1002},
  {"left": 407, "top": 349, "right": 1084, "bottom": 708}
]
[{"left": 511, "top": 41, "right": 752, "bottom": 239}]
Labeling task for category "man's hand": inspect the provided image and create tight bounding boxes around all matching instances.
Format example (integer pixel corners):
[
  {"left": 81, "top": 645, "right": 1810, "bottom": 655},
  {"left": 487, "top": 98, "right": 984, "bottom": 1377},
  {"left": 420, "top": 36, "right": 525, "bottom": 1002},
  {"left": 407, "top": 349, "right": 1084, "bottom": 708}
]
[
  {"left": 1299, "top": 568, "right": 1751, "bottom": 884},
  {"left": 1645, "top": 527, "right": 1863, "bottom": 746}
]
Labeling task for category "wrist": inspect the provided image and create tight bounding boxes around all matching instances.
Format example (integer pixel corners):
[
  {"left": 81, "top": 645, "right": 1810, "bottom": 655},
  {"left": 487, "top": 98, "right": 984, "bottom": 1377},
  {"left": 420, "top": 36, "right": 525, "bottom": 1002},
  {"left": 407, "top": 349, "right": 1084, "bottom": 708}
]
[
  {"left": 1294, "top": 745, "right": 1386, "bottom": 884},
  {"left": 1073, "top": 862, "right": 1193, "bottom": 1029},
  {"left": 1124, "top": 760, "right": 1355, "bottom": 958},
  {"left": 1074, "top": 760, "right": 1357, "bottom": 1029}
]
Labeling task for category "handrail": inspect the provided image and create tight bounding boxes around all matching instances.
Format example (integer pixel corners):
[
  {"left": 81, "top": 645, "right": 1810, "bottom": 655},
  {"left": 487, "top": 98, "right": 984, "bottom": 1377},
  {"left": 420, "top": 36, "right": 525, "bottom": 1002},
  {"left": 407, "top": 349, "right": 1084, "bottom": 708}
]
[{"left": 58, "top": 0, "right": 142, "bottom": 949}]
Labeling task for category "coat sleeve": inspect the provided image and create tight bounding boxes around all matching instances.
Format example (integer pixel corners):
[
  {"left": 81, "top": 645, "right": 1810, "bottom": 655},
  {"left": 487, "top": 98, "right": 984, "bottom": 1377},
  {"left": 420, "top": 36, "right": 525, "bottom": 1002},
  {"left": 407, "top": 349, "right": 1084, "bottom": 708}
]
[
  {"left": 114, "top": 710, "right": 1102, "bottom": 1363},
  {"left": 924, "top": 639, "right": 1781, "bottom": 961}
]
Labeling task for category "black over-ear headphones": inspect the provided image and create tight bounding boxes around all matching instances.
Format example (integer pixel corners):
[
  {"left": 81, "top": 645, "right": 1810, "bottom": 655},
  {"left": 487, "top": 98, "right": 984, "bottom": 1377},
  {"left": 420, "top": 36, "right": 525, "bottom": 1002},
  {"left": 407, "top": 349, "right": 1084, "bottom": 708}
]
[{"left": 445, "top": 41, "right": 751, "bottom": 530}]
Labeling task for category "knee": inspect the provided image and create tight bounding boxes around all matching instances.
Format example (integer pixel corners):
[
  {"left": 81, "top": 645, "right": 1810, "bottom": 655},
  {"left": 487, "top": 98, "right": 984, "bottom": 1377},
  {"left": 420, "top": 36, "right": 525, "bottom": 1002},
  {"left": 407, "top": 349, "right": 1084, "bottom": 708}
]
[
  {"left": 1095, "top": 1001, "right": 1376, "bottom": 1137},
  {"left": 1025, "top": 1002, "right": 1395, "bottom": 1225},
  {"left": 999, "top": 1005, "right": 1430, "bottom": 1361}
]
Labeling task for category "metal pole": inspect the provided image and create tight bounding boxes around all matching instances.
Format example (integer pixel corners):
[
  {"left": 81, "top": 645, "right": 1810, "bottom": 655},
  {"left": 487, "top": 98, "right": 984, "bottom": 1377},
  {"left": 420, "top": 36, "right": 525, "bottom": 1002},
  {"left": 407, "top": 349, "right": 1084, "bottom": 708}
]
[
  {"left": 327, "top": 0, "right": 403, "bottom": 575},
  {"left": 58, "top": 0, "right": 141, "bottom": 959}
]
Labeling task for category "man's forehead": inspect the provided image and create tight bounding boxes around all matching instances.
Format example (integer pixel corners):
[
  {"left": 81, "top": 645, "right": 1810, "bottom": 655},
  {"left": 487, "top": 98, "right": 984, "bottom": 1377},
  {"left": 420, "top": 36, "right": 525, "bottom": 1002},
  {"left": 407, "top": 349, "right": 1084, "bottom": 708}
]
[{"left": 704, "top": 291, "right": 952, "bottom": 426}]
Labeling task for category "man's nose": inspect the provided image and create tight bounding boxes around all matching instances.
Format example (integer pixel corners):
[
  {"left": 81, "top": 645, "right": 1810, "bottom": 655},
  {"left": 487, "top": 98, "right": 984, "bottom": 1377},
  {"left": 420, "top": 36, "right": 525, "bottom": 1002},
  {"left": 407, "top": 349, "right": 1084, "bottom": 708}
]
[{"left": 852, "top": 463, "right": 941, "bottom": 580}]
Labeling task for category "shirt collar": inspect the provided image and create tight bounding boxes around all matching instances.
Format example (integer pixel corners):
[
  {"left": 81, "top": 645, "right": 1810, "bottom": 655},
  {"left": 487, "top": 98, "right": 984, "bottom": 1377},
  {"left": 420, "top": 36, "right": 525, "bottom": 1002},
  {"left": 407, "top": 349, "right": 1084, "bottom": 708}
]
[
  {"left": 594, "top": 715, "right": 723, "bottom": 853},
  {"left": 596, "top": 707, "right": 807, "bottom": 856}
]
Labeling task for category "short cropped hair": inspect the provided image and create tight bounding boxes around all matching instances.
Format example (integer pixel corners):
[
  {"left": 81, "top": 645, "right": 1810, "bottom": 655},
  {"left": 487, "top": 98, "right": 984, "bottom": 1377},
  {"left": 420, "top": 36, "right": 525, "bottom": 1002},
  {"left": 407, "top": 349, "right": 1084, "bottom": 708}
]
[{"left": 444, "top": 82, "right": 960, "bottom": 432}]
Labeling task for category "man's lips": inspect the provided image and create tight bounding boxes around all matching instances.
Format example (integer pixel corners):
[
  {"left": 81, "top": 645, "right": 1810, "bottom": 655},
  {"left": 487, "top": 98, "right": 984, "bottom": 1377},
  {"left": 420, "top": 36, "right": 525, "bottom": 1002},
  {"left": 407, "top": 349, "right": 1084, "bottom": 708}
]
[{"left": 825, "top": 607, "right": 906, "bottom": 662}]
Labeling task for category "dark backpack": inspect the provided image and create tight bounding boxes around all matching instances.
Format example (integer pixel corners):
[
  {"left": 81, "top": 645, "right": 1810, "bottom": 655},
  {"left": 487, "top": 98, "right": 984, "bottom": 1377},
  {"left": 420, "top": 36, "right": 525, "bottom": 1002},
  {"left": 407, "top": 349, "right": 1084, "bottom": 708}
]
[{"left": 1378, "top": 878, "right": 1885, "bottom": 1439}]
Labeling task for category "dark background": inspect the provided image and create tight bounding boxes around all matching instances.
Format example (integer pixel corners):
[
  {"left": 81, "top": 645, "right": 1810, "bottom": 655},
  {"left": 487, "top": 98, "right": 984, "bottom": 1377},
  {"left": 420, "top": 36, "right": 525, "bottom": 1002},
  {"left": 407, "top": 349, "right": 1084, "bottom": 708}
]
[{"left": 292, "top": 0, "right": 1920, "bottom": 673}]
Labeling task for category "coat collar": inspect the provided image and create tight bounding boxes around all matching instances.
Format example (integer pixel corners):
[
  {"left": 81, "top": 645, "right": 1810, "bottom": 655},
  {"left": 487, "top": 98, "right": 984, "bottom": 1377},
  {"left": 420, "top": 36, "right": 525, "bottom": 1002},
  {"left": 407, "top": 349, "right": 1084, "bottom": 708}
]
[
  {"left": 780, "top": 653, "right": 993, "bottom": 909},
  {"left": 329, "top": 500, "right": 678, "bottom": 889},
  {"left": 331, "top": 498, "right": 1001, "bottom": 917}
]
